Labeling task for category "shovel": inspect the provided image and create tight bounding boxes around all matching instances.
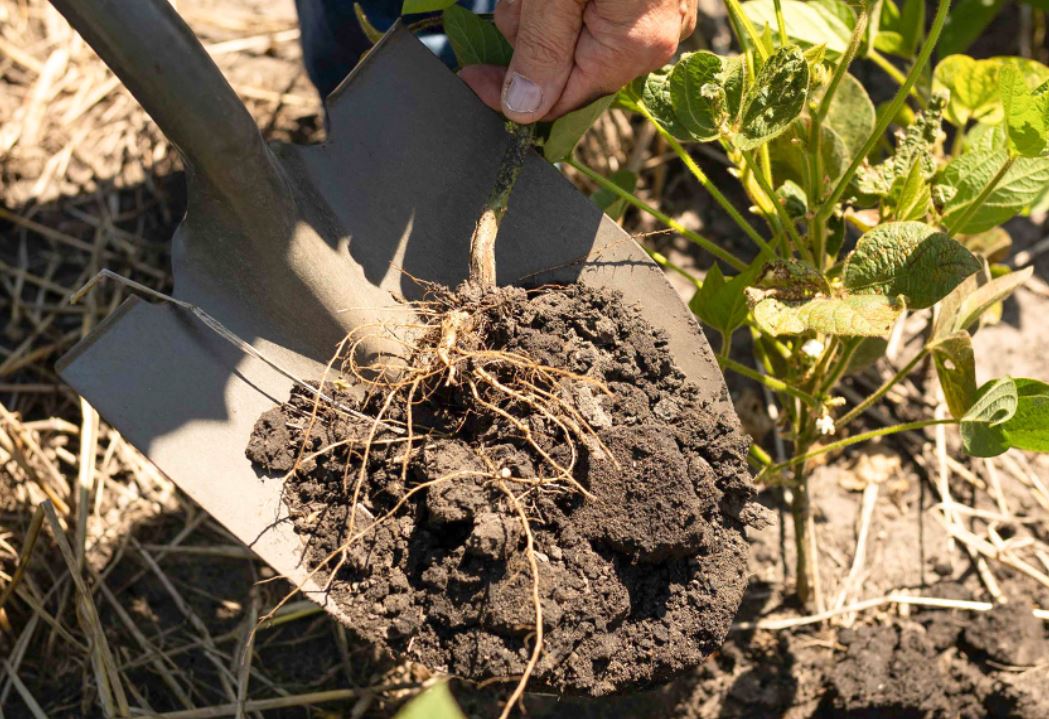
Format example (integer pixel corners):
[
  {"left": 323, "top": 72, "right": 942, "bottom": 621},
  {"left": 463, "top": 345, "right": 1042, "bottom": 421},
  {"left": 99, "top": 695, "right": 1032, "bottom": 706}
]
[{"left": 53, "top": 0, "right": 739, "bottom": 646}]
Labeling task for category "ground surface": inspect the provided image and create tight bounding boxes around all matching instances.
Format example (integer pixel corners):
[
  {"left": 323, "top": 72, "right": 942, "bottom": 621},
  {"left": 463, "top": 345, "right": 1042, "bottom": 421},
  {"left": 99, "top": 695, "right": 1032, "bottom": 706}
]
[{"left": 3, "top": 0, "right": 1049, "bottom": 717}]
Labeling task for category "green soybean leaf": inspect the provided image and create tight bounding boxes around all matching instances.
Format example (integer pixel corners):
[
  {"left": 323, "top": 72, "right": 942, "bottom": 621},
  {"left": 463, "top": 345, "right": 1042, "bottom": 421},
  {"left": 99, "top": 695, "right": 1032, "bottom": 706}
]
[
  {"left": 877, "top": 0, "right": 924, "bottom": 58},
  {"left": 887, "top": 160, "right": 932, "bottom": 221},
  {"left": 934, "top": 56, "right": 1049, "bottom": 127},
  {"left": 590, "top": 169, "right": 637, "bottom": 221},
  {"left": 816, "top": 72, "right": 876, "bottom": 160},
  {"left": 669, "top": 52, "right": 741, "bottom": 142},
  {"left": 394, "top": 683, "right": 466, "bottom": 719},
  {"left": 544, "top": 95, "right": 615, "bottom": 162},
  {"left": 937, "top": 0, "right": 1005, "bottom": 57},
  {"left": 939, "top": 150, "right": 1049, "bottom": 234},
  {"left": 961, "top": 377, "right": 1018, "bottom": 457},
  {"left": 443, "top": 5, "right": 512, "bottom": 67},
  {"left": 1000, "top": 378, "right": 1049, "bottom": 452},
  {"left": 843, "top": 222, "right": 981, "bottom": 309},
  {"left": 402, "top": 0, "right": 456, "bottom": 14},
  {"left": 1000, "top": 65, "right": 1049, "bottom": 158},
  {"left": 752, "top": 294, "right": 903, "bottom": 337},
  {"left": 737, "top": 47, "right": 809, "bottom": 151},
  {"left": 929, "top": 331, "right": 978, "bottom": 418},
  {"left": 690, "top": 263, "right": 756, "bottom": 336},
  {"left": 769, "top": 119, "right": 848, "bottom": 187},
  {"left": 742, "top": 0, "right": 853, "bottom": 53},
  {"left": 642, "top": 66, "right": 688, "bottom": 138}
]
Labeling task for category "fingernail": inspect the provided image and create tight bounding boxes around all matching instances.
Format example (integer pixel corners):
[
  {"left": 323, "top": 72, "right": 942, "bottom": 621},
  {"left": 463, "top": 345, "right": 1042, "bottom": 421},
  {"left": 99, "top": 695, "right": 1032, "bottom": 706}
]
[{"left": 503, "top": 72, "right": 542, "bottom": 114}]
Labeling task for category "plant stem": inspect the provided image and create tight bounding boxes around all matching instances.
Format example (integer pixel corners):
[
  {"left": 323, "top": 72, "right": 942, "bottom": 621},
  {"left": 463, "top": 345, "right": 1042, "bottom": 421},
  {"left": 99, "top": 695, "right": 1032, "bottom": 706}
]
[
  {"left": 567, "top": 158, "right": 747, "bottom": 270},
  {"left": 791, "top": 446, "right": 816, "bottom": 604},
  {"left": 944, "top": 154, "right": 1016, "bottom": 236},
  {"left": 635, "top": 104, "right": 775, "bottom": 260},
  {"left": 744, "top": 150, "right": 812, "bottom": 263},
  {"left": 867, "top": 49, "right": 921, "bottom": 100},
  {"left": 750, "top": 442, "right": 773, "bottom": 467},
  {"left": 772, "top": 0, "right": 789, "bottom": 46},
  {"left": 836, "top": 348, "right": 927, "bottom": 428},
  {"left": 764, "top": 417, "right": 957, "bottom": 474},
  {"left": 724, "top": 0, "right": 770, "bottom": 60},
  {"left": 810, "top": 6, "right": 870, "bottom": 269},
  {"left": 719, "top": 356, "right": 821, "bottom": 407},
  {"left": 814, "top": 0, "right": 953, "bottom": 227},
  {"left": 469, "top": 122, "right": 535, "bottom": 287}
]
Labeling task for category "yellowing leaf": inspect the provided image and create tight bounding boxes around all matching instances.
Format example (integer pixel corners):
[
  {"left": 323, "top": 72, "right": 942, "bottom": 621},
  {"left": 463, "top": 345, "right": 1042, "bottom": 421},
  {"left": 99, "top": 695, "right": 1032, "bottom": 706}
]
[
  {"left": 753, "top": 294, "right": 903, "bottom": 337},
  {"left": 939, "top": 150, "right": 1049, "bottom": 234},
  {"left": 930, "top": 331, "right": 978, "bottom": 418},
  {"left": 933, "top": 55, "right": 1049, "bottom": 127}
]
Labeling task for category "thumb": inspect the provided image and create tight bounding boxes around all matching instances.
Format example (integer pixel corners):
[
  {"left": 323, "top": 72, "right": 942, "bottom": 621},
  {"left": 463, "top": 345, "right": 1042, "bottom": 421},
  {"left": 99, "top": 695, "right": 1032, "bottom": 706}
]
[{"left": 501, "top": 0, "right": 585, "bottom": 123}]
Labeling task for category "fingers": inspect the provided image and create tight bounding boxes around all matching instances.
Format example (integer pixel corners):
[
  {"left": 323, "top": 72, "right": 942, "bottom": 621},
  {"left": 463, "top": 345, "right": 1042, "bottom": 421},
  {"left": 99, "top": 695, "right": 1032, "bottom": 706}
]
[
  {"left": 545, "top": 0, "right": 681, "bottom": 118},
  {"left": 493, "top": 0, "right": 522, "bottom": 44},
  {"left": 458, "top": 64, "right": 507, "bottom": 113},
  {"left": 500, "top": 0, "right": 586, "bottom": 123},
  {"left": 679, "top": 0, "right": 698, "bottom": 41}
]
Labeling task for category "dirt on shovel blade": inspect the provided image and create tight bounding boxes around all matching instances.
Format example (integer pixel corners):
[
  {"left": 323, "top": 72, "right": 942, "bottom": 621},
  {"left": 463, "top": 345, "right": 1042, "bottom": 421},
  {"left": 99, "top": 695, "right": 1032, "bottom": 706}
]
[{"left": 246, "top": 283, "right": 757, "bottom": 696}]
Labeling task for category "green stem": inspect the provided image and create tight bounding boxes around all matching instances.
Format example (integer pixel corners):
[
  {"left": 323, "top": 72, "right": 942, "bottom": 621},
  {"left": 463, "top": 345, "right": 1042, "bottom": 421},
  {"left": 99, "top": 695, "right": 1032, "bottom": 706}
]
[
  {"left": 636, "top": 104, "right": 775, "bottom": 259},
  {"left": 763, "top": 418, "right": 957, "bottom": 474},
  {"left": 791, "top": 449, "right": 815, "bottom": 604},
  {"left": 773, "top": 0, "right": 789, "bottom": 46},
  {"left": 750, "top": 442, "right": 774, "bottom": 468},
  {"left": 646, "top": 248, "right": 701, "bottom": 285},
  {"left": 815, "top": 0, "right": 953, "bottom": 226},
  {"left": 744, "top": 150, "right": 811, "bottom": 263},
  {"left": 817, "top": 337, "right": 860, "bottom": 396},
  {"left": 567, "top": 158, "right": 747, "bottom": 270},
  {"left": 719, "top": 356, "right": 821, "bottom": 407},
  {"left": 725, "top": 0, "right": 770, "bottom": 60},
  {"left": 810, "top": 7, "right": 870, "bottom": 269},
  {"left": 867, "top": 49, "right": 920, "bottom": 99},
  {"left": 944, "top": 155, "right": 1016, "bottom": 236},
  {"left": 836, "top": 348, "right": 927, "bottom": 428}
]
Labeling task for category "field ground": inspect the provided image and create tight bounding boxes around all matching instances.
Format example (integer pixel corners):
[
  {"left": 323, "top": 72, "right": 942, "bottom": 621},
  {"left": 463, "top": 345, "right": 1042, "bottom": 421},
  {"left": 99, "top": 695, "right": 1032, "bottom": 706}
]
[{"left": 3, "top": 0, "right": 1049, "bottom": 716}]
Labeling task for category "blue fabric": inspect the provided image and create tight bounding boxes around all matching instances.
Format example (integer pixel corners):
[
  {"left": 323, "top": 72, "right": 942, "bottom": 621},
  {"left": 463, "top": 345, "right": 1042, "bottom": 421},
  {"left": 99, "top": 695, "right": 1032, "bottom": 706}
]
[{"left": 295, "top": 0, "right": 497, "bottom": 98}]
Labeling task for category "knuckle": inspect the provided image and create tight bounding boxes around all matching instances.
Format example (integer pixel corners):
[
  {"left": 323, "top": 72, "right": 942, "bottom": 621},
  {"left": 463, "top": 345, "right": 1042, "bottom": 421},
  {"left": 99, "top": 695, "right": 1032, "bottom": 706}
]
[{"left": 516, "top": 24, "right": 574, "bottom": 67}]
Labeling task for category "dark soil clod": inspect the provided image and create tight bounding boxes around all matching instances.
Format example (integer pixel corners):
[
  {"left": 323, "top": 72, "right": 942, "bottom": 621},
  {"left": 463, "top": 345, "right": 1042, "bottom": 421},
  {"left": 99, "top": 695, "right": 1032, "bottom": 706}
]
[{"left": 246, "top": 283, "right": 756, "bottom": 696}]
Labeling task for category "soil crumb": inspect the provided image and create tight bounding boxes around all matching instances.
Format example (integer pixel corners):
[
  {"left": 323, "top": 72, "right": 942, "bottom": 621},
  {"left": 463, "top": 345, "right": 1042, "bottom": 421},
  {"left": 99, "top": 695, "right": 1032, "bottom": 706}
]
[{"left": 246, "top": 283, "right": 755, "bottom": 696}]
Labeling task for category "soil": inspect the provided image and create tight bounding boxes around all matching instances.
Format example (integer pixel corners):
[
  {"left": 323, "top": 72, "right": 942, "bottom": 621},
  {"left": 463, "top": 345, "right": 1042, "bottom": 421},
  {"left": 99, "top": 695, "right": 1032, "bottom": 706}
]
[{"left": 246, "top": 283, "right": 757, "bottom": 697}]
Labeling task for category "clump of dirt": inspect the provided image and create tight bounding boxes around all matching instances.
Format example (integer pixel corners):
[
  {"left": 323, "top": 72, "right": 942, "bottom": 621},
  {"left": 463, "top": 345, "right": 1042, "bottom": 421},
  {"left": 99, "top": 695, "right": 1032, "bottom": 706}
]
[{"left": 246, "top": 283, "right": 756, "bottom": 696}]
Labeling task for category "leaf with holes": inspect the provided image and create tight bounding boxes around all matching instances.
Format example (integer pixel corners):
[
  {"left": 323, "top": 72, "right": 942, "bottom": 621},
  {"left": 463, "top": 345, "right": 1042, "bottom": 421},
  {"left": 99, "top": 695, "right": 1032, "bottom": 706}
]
[
  {"left": 669, "top": 52, "right": 744, "bottom": 142},
  {"left": 443, "top": 5, "right": 512, "bottom": 67},
  {"left": 737, "top": 47, "right": 809, "bottom": 151},
  {"left": 752, "top": 294, "right": 903, "bottom": 337},
  {"left": 843, "top": 222, "right": 980, "bottom": 309},
  {"left": 930, "top": 331, "right": 978, "bottom": 418}
]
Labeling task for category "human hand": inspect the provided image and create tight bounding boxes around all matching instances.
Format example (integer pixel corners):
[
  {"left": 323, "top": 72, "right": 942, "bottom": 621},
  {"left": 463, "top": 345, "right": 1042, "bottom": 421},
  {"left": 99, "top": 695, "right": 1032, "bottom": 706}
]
[{"left": 459, "top": 0, "right": 698, "bottom": 123}]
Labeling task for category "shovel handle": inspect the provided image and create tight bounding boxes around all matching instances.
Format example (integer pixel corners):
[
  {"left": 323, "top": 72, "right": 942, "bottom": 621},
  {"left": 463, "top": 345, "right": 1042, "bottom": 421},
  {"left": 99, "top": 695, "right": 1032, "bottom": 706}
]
[{"left": 49, "top": 0, "right": 276, "bottom": 197}]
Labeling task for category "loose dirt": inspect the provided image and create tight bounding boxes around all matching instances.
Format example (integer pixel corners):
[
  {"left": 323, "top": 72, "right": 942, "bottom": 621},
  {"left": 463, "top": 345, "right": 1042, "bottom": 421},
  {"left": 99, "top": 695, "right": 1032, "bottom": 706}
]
[{"left": 246, "top": 283, "right": 756, "bottom": 696}]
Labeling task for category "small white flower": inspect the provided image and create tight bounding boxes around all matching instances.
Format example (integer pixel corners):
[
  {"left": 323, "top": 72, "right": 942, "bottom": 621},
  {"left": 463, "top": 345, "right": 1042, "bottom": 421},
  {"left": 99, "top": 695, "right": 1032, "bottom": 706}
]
[
  {"left": 816, "top": 413, "right": 836, "bottom": 436},
  {"left": 801, "top": 339, "right": 825, "bottom": 359}
]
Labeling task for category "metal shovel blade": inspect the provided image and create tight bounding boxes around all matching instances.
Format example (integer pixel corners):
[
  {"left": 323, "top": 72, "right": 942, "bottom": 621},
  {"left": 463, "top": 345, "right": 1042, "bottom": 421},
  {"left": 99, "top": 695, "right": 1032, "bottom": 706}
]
[{"left": 53, "top": 2, "right": 737, "bottom": 624}]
